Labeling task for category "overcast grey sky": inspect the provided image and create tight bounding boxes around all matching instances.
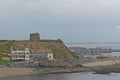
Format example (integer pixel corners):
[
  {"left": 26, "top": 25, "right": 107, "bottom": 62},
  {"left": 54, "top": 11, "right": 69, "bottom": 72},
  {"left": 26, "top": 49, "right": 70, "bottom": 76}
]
[{"left": 0, "top": 0, "right": 120, "bottom": 43}]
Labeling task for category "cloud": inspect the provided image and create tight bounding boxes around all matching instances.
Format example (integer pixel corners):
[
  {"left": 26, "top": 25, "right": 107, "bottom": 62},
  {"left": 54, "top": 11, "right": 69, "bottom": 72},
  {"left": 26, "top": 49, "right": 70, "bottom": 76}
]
[
  {"left": 115, "top": 26, "right": 120, "bottom": 29},
  {"left": 0, "top": 0, "right": 120, "bottom": 17},
  {"left": 1, "top": 0, "right": 120, "bottom": 42},
  {"left": 0, "top": 0, "right": 120, "bottom": 25}
]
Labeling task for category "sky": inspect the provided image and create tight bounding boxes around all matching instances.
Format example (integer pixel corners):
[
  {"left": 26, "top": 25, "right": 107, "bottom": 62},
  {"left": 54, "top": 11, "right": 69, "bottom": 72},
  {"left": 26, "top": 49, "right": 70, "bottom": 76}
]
[{"left": 0, "top": 0, "right": 120, "bottom": 43}]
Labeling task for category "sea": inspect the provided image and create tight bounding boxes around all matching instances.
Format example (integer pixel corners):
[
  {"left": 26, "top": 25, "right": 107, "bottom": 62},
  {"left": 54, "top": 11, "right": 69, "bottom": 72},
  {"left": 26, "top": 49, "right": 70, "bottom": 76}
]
[
  {"left": 1, "top": 72, "right": 120, "bottom": 80},
  {"left": 65, "top": 42, "right": 120, "bottom": 49},
  {"left": 1, "top": 42, "right": 120, "bottom": 80}
]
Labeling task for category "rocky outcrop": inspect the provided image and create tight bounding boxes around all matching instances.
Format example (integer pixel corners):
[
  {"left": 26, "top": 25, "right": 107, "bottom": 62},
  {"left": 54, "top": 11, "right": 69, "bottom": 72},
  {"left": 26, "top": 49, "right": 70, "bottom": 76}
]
[{"left": 93, "top": 67, "right": 120, "bottom": 74}]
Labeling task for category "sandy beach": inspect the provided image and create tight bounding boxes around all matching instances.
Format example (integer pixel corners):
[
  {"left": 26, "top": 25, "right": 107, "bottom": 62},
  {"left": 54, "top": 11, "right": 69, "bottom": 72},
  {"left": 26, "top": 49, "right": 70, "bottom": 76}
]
[
  {"left": 82, "top": 58, "right": 120, "bottom": 67},
  {"left": 0, "top": 67, "right": 38, "bottom": 78}
]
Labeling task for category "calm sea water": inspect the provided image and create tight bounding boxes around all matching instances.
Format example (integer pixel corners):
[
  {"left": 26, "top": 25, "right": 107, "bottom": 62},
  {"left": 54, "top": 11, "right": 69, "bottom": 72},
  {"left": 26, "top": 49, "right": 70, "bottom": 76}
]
[{"left": 1, "top": 72, "right": 120, "bottom": 80}]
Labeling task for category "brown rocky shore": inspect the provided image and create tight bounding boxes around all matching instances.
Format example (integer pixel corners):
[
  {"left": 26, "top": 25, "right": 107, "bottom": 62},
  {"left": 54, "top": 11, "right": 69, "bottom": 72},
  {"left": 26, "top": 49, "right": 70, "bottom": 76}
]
[
  {"left": 82, "top": 58, "right": 120, "bottom": 74},
  {"left": 1, "top": 58, "right": 120, "bottom": 78},
  {"left": 92, "top": 64, "right": 120, "bottom": 74},
  {"left": 93, "top": 67, "right": 120, "bottom": 74}
]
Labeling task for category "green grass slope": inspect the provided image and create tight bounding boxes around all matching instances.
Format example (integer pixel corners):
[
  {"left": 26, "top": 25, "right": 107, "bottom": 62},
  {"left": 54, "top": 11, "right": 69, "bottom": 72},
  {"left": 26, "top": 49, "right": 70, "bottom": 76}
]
[
  {"left": 9, "top": 40, "right": 75, "bottom": 60},
  {"left": 0, "top": 40, "right": 12, "bottom": 53}
]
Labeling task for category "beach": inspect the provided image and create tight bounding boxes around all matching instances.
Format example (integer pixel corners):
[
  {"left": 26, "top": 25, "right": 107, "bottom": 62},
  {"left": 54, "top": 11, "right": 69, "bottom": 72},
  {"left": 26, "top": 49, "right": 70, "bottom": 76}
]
[
  {"left": 82, "top": 58, "right": 120, "bottom": 67},
  {"left": 1, "top": 58, "right": 120, "bottom": 78},
  {"left": 0, "top": 67, "right": 38, "bottom": 78}
]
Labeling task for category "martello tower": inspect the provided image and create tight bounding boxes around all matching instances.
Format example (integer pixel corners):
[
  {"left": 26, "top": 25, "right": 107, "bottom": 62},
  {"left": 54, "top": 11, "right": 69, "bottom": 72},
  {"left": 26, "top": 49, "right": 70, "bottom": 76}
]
[{"left": 30, "top": 32, "right": 40, "bottom": 41}]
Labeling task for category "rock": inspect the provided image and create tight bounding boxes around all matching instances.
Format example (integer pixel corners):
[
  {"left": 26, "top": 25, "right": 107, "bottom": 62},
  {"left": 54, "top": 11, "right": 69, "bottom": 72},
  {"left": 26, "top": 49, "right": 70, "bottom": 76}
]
[
  {"left": 93, "top": 67, "right": 120, "bottom": 74},
  {"left": 93, "top": 69, "right": 111, "bottom": 74}
]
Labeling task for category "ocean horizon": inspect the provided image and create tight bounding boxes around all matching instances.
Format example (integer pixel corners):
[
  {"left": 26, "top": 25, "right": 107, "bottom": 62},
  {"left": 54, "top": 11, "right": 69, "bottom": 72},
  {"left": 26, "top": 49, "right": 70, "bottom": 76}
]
[{"left": 65, "top": 42, "right": 120, "bottom": 49}]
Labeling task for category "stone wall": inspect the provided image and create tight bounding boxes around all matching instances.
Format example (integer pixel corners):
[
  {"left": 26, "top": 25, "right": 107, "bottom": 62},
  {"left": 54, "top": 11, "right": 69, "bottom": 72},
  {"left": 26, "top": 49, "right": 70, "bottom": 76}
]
[{"left": 30, "top": 32, "right": 40, "bottom": 41}]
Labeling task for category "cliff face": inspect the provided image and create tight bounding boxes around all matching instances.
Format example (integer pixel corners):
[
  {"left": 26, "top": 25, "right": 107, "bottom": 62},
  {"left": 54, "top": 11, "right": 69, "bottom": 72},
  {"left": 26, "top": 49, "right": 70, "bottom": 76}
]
[{"left": 0, "top": 40, "right": 75, "bottom": 60}]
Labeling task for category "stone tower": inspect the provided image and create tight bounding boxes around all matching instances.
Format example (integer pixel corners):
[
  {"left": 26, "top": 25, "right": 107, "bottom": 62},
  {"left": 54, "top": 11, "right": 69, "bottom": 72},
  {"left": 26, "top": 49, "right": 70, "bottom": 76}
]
[{"left": 30, "top": 32, "right": 40, "bottom": 41}]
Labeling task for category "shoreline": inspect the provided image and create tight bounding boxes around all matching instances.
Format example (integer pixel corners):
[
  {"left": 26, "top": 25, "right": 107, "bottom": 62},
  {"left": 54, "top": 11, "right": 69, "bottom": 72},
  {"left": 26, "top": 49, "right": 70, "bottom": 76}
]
[
  {"left": 1, "top": 58, "right": 120, "bottom": 78},
  {"left": 0, "top": 66, "right": 120, "bottom": 78},
  {"left": 0, "top": 67, "right": 39, "bottom": 78},
  {"left": 0, "top": 67, "right": 90, "bottom": 78}
]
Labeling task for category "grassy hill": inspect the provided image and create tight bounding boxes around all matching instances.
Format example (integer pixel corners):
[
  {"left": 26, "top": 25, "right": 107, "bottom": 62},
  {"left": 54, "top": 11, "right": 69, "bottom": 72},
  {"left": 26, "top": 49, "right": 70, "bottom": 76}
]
[
  {"left": 0, "top": 40, "right": 12, "bottom": 53},
  {"left": 0, "top": 40, "right": 75, "bottom": 60}
]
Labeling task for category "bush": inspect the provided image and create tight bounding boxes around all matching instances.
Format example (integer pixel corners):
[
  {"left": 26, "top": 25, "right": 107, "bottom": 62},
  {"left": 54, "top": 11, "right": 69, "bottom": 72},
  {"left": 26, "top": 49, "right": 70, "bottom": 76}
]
[{"left": 0, "top": 59, "right": 9, "bottom": 65}]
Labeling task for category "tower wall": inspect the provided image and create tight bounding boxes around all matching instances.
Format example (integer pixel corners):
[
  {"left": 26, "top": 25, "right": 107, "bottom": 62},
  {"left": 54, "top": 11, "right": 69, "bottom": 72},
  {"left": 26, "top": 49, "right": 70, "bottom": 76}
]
[{"left": 30, "top": 32, "right": 40, "bottom": 41}]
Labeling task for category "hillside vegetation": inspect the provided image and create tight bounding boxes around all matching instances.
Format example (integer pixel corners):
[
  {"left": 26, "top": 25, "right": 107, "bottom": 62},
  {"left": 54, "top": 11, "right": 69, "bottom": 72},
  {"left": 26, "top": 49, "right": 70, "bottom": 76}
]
[
  {"left": 0, "top": 40, "right": 12, "bottom": 53},
  {"left": 0, "top": 40, "right": 75, "bottom": 60}
]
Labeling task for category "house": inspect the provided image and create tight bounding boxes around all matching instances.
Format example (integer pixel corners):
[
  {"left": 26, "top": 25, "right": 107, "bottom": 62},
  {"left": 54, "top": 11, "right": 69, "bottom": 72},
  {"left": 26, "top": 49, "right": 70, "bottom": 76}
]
[
  {"left": 11, "top": 47, "right": 30, "bottom": 61},
  {"left": 11, "top": 47, "right": 54, "bottom": 61},
  {"left": 47, "top": 53, "right": 54, "bottom": 60},
  {"left": 31, "top": 51, "right": 54, "bottom": 61},
  {"left": 1, "top": 54, "right": 11, "bottom": 61}
]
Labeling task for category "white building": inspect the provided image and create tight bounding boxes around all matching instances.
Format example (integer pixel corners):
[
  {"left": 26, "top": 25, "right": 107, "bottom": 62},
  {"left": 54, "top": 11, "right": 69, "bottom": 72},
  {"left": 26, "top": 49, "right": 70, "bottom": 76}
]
[
  {"left": 47, "top": 53, "right": 54, "bottom": 60},
  {"left": 11, "top": 47, "right": 54, "bottom": 61},
  {"left": 11, "top": 47, "right": 30, "bottom": 61},
  {"left": 31, "top": 51, "right": 54, "bottom": 61}
]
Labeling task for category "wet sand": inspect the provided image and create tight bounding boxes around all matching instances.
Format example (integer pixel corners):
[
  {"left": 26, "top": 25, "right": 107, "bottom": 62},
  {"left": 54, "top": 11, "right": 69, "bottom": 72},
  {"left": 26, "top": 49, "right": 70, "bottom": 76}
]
[{"left": 0, "top": 67, "right": 38, "bottom": 78}]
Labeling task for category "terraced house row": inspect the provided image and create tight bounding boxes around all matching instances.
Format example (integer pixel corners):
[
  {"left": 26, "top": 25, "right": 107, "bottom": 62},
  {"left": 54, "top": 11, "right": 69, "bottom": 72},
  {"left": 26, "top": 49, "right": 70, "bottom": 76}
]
[{"left": 11, "top": 47, "right": 54, "bottom": 61}]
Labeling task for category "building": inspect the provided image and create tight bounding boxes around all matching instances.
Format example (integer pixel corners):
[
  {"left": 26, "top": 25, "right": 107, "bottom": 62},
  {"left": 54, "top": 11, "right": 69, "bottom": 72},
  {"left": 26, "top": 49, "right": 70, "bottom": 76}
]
[
  {"left": 11, "top": 47, "right": 30, "bottom": 61},
  {"left": 69, "top": 47, "right": 112, "bottom": 60},
  {"left": 47, "top": 53, "right": 54, "bottom": 60},
  {"left": 69, "top": 47, "right": 112, "bottom": 55},
  {"left": 31, "top": 51, "right": 54, "bottom": 61},
  {"left": 30, "top": 32, "right": 40, "bottom": 41},
  {"left": 11, "top": 47, "right": 54, "bottom": 61},
  {"left": 1, "top": 54, "right": 11, "bottom": 61}
]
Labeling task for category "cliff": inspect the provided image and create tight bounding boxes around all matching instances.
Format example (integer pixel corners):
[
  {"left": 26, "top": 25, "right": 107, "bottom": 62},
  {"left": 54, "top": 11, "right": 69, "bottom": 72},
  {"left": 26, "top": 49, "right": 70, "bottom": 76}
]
[{"left": 0, "top": 40, "right": 75, "bottom": 60}]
